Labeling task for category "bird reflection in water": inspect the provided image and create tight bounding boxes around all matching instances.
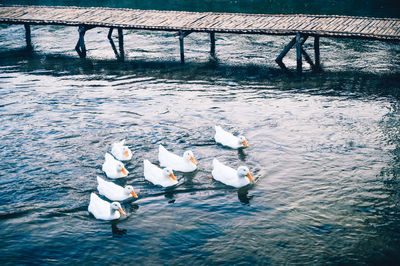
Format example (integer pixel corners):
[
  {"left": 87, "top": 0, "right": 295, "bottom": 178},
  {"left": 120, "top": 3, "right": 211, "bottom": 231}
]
[
  {"left": 238, "top": 149, "right": 247, "bottom": 161},
  {"left": 111, "top": 222, "right": 127, "bottom": 237},
  {"left": 238, "top": 188, "right": 253, "bottom": 204},
  {"left": 111, "top": 203, "right": 139, "bottom": 237},
  {"left": 165, "top": 188, "right": 176, "bottom": 204}
]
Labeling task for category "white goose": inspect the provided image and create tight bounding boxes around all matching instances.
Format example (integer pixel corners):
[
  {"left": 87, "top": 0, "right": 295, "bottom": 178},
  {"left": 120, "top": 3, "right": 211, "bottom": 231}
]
[
  {"left": 111, "top": 140, "right": 132, "bottom": 161},
  {"left": 102, "top": 153, "right": 129, "bottom": 179},
  {"left": 144, "top": 159, "right": 177, "bottom": 187},
  {"left": 158, "top": 145, "right": 198, "bottom": 172},
  {"left": 88, "top": 192, "right": 126, "bottom": 220},
  {"left": 214, "top": 125, "right": 249, "bottom": 149},
  {"left": 211, "top": 159, "right": 254, "bottom": 188},
  {"left": 97, "top": 176, "right": 138, "bottom": 201}
]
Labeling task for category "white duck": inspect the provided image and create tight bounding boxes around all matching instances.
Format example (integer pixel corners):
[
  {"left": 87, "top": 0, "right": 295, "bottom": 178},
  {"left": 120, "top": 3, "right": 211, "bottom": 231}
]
[
  {"left": 158, "top": 145, "right": 198, "bottom": 172},
  {"left": 214, "top": 125, "right": 249, "bottom": 149},
  {"left": 102, "top": 153, "right": 129, "bottom": 179},
  {"left": 144, "top": 159, "right": 177, "bottom": 187},
  {"left": 96, "top": 176, "right": 138, "bottom": 201},
  {"left": 88, "top": 192, "right": 126, "bottom": 220},
  {"left": 111, "top": 140, "right": 132, "bottom": 161},
  {"left": 211, "top": 159, "right": 254, "bottom": 188}
]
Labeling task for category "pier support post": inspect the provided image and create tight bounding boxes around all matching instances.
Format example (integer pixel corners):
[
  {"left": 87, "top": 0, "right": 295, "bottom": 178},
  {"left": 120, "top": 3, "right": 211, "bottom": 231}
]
[
  {"left": 179, "top": 30, "right": 185, "bottom": 64},
  {"left": 275, "top": 36, "right": 296, "bottom": 72},
  {"left": 177, "top": 30, "right": 192, "bottom": 64},
  {"left": 108, "top": 27, "right": 125, "bottom": 61},
  {"left": 75, "top": 26, "right": 87, "bottom": 58},
  {"left": 298, "top": 36, "right": 316, "bottom": 71},
  {"left": 301, "top": 47, "right": 315, "bottom": 70},
  {"left": 75, "top": 25, "right": 95, "bottom": 58},
  {"left": 296, "top": 33, "right": 302, "bottom": 73},
  {"left": 314, "top": 36, "right": 321, "bottom": 71},
  {"left": 118, "top": 28, "right": 124, "bottom": 61},
  {"left": 210, "top": 32, "right": 216, "bottom": 59},
  {"left": 108, "top": 28, "right": 117, "bottom": 57},
  {"left": 276, "top": 33, "right": 321, "bottom": 73},
  {"left": 24, "top": 24, "right": 32, "bottom": 50}
]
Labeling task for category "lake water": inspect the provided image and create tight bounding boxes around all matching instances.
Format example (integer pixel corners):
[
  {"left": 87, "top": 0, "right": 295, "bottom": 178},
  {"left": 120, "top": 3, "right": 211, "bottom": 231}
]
[{"left": 0, "top": 0, "right": 400, "bottom": 265}]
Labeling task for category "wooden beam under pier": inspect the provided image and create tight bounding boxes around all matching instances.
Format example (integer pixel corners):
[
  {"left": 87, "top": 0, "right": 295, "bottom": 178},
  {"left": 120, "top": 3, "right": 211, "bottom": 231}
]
[
  {"left": 275, "top": 36, "right": 296, "bottom": 72},
  {"left": 296, "top": 33, "right": 302, "bottom": 73},
  {"left": 314, "top": 36, "right": 321, "bottom": 71},
  {"left": 1, "top": 5, "right": 399, "bottom": 71},
  {"left": 276, "top": 34, "right": 316, "bottom": 73},
  {"left": 210, "top": 32, "right": 216, "bottom": 59},
  {"left": 118, "top": 28, "right": 124, "bottom": 61},
  {"left": 24, "top": 24, "right": 32, "bottom": 50},
  {"left": 179, "top": 30, "right": 184, "bottom": 64},
  {"left": 178, "top": 30, "right": 192, "bottom": 64},
  {"left": 107, "top": 27, "right": 119, "bottom": 59},
  {"left": 75, "top": 26, "right": 86, "bottom": 58}
]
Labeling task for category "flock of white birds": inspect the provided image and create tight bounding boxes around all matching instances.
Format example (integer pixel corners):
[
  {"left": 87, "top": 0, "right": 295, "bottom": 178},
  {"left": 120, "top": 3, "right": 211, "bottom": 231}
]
[{"left": 88, "top": 126, "right": 254, "bottom": 220}]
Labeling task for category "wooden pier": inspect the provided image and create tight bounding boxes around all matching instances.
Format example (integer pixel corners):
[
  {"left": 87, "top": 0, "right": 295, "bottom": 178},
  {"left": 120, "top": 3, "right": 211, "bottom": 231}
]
[{"left": 1, "top": 5, "right": 399, "bottom": 73}]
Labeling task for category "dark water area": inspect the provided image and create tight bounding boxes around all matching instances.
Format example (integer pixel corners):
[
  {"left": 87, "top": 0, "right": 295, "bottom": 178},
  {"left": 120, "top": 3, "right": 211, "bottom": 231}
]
[{"left": 1, "top": 0, "right": 400, "bottom": 265}]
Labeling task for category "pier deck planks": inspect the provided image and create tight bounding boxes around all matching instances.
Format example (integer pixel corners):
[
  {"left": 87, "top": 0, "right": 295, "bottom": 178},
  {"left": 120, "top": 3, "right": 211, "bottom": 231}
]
[{"left": 0, "top": 5, "right": 399, "bottom": 41}]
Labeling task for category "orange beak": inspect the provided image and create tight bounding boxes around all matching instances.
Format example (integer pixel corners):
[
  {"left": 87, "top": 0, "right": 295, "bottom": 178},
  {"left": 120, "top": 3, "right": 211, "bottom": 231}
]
[
  {"left": 243, "top": 140, "right": 249, "bottom": 147},
  {"left": 124, "top": 150, "right": 130, "bottom": 158},
  {"left": 121, "top": 167, "right": 128, "bottom": 176},
  {"left": 190, "top": 156, "right": 198, "bottom": 165},
  {"left": 170, "top": 173, "right": 177, "bottom": 181},
  {"left": 131, "top": 190, "right": 138, "bottom": 198},
  {"left": 118, "top": 207, "right": 126, "bottom": 215},
  {"left": 246, "top": 172, "right": 254, "bottom": 181}
]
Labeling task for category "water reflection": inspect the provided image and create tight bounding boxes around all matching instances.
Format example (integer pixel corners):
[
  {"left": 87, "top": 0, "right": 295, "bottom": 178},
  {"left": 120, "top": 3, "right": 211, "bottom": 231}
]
[
  {"left": 125, "top": 203, "right": 140, "bottom": 214},
  {"left": 237, "top": 149, "right": 247, "bottom": 161},
  {"left": 111, "top": 202, "right": 139, "bottom": 236},
  {"left": 238, "top": 188, "right": 253, "bottom": 204},
  {"left": 111, "top": 222, "right": 127, "bottom": 237},
  {"left": 0, "top": 48, "right": 398, "bottom": 98},
  {"left": 164, "top": 188, "right": 176, "bottom": 203}
]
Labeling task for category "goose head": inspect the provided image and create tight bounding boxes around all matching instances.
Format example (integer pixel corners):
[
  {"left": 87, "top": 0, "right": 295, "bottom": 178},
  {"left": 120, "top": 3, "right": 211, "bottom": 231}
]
[
  {"left": 122, "top": 146, "right": 130, "bottom": 159},
  {"left": 110, "top": 202, "right": 126, "bottom": 215},
  {"left": 183, "top": 150, "right": 197, "bottom": 165},
  {"left": 238, "top": 136, "right": 249, "bottom": 148},
  {"left": 237, "top": 166, "right": 254, "bottom": 181},
  {"left": 162, "top": 167, "right": 177, "bottom": 181},
  {"left": 124, "top": 185, "right": 138, "bottom": 198},
  {"left": 116, "top": 163, "right": 128, "bottom": 176}
]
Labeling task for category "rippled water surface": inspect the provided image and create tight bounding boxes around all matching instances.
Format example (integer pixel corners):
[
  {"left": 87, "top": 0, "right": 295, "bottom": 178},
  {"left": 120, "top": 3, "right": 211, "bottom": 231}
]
[{"left": 1, "top": 1, "right": 400, "bottom": 265}]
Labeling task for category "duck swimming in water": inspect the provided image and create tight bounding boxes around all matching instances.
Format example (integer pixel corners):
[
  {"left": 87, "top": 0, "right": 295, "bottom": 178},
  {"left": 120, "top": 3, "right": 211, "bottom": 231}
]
[
  {"left": 144, "top": 159, "right": 178, "bottom": 187},
  {"left": 102, "top": 153, "right": 129, "bottom": 179},
  {"left": 214, "top": 125, "right": 248, "bottom": 149},
  {"left": 211, "top": 159, "right": 254, "bottom": 188},
  {"left": 158, "top": 144, "right": 197, "bottom": 172},
  {"left": 88, "top": 192, "right": 126, "bottom": 220}
]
